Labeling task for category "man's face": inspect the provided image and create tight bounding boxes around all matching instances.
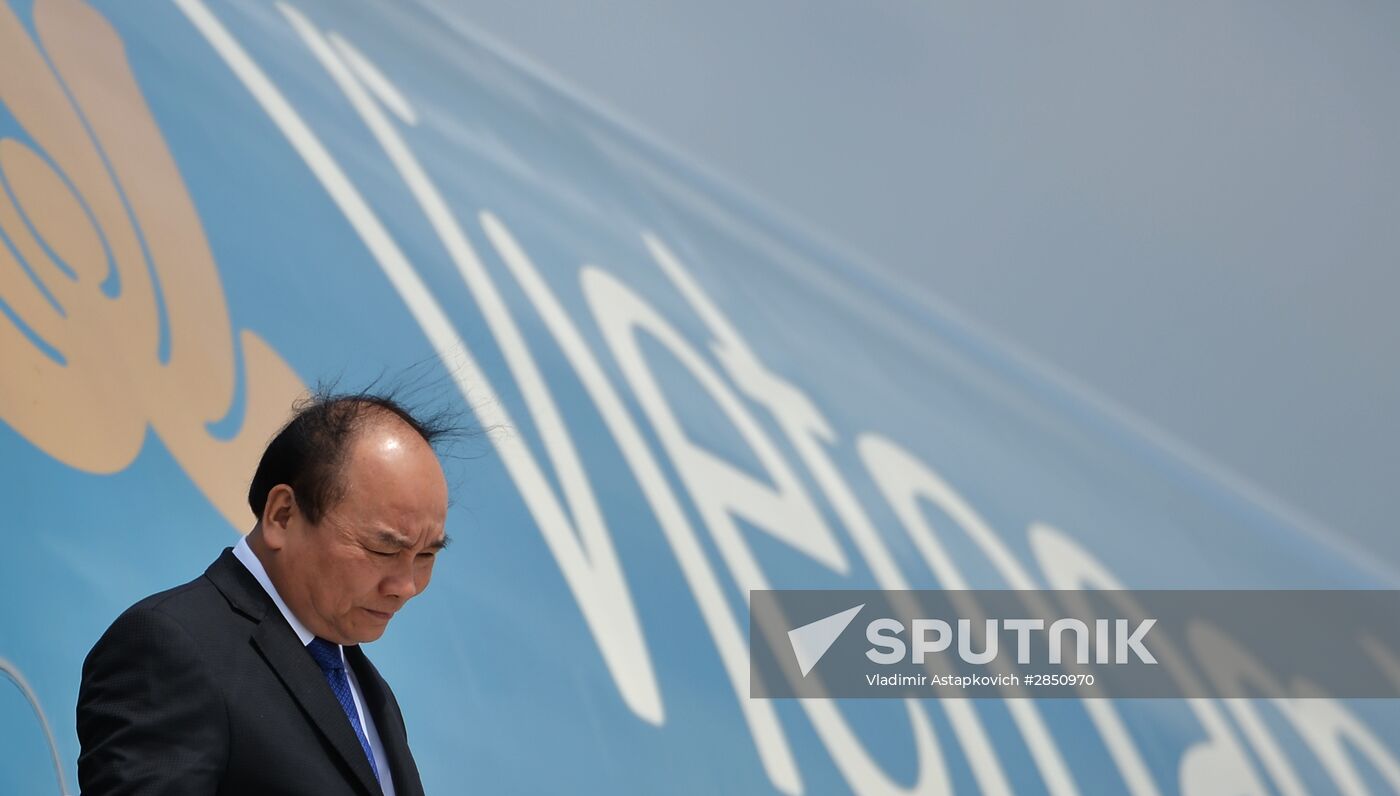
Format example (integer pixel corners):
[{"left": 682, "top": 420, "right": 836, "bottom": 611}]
[{"left": 274, "top": 420, "right": 449, "bottom": 645}]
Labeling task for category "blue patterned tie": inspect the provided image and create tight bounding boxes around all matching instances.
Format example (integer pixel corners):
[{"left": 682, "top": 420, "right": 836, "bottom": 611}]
[{"left": 306, "top": 637, "right": 380, "bottom": 782}]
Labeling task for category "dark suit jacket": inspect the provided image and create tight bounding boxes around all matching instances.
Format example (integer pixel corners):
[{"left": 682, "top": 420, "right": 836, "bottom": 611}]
[{"left": 77, "top": 548, "right": 425, "bottom": 795}]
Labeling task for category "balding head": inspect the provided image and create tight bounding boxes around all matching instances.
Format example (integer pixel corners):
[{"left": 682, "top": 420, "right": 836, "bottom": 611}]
[
  {"left": 246, "top": 391, "right": 454, "bottom": 644},
  {"left": 248, "top": 393, "right": 453, "bottom": 524}
]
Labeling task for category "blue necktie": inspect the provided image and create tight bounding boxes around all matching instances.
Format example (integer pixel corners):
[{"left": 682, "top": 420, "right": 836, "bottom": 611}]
[{"left": 306, "top": 637, "right": 380, "bottom": 783}]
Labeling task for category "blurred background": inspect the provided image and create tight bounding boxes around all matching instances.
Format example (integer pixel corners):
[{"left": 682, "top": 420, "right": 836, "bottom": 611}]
[{"left": 440, "top": 0, "right": 1400, "bottom": 569}]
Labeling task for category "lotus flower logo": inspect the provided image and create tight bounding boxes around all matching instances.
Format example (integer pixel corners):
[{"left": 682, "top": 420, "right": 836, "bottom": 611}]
[{"left": 0, "top": 0, "right": 304, "bottom": 527}]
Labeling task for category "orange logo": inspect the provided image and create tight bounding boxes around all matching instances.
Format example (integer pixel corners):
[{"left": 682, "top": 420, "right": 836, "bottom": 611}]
[{"left": 0, "top": 0, "right": 304, "bottom": 529}]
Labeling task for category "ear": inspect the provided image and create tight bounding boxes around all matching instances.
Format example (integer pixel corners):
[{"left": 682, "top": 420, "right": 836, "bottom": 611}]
[{"left": 260, "top": 484, "right": 297, "bottom": 551}]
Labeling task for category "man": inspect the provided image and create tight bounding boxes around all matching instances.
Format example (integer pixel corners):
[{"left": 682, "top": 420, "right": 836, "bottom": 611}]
[{"left": 77, "top": 393, "right": 453, "bottom": 795}]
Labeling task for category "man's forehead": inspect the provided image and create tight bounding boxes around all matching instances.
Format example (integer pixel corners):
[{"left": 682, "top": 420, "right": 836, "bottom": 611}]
[
  {"left": 335, "top": 418, "right": 448, "bottom": 504},
  {"left": 344, "top": 418, "right": 438, "bottom": 466}
]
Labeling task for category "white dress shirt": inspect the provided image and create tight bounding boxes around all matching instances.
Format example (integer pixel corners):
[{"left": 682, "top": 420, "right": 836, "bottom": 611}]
[{"left": 233, "top": 538, "right": 396, "bottom": 795}]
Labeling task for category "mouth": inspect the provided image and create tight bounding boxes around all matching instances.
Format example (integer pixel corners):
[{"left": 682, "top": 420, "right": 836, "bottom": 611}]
[{"left": 363, "top": 608, "right": 394, "bottom": 621}]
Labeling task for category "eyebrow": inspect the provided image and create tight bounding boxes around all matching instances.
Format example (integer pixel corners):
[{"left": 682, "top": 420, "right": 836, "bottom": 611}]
[
  {"left": 371, "top": 529, "right": 414, "bottom": 550},
  {"left": 370, "top": 529, "right": 451, "bottom": 552}
]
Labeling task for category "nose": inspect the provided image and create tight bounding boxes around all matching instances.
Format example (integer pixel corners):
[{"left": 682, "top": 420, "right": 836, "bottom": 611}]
[{"left": 381, "top": 558, "right": 419, "bottom": 602}]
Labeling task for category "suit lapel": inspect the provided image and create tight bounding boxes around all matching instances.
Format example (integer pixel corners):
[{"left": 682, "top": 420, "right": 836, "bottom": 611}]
[
  {"left": 204, "top": 548, "right": 272, "bottom": 623},
  {"left": 205, "top": 550, "right": 383, "bottom": 796},
  {"left": 347, "top": 646, "right": 423, "bottom": 796},
  {"left": 251, "top": 622, "right": 384, "bottom": 796}
]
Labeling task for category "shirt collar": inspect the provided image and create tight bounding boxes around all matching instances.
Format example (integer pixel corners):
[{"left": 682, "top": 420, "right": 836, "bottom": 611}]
[{"left": 233, "top": 536, "right": 326, "bottom": 652}]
